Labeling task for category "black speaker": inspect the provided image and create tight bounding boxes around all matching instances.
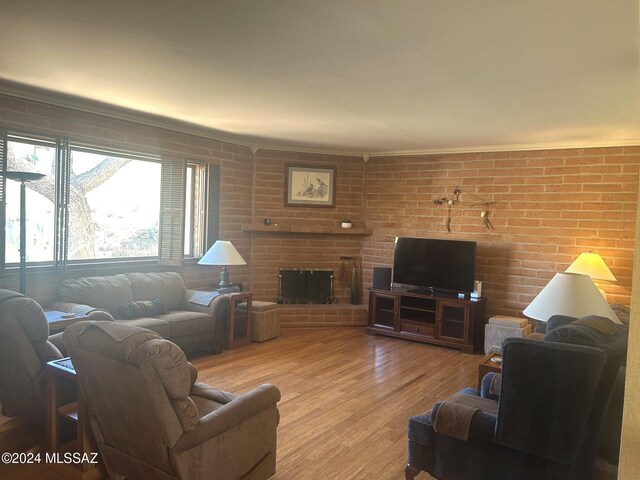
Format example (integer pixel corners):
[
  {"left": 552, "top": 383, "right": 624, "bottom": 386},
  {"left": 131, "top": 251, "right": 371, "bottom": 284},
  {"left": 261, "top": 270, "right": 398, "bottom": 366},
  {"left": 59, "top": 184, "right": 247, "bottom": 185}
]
[{"left": 373, "top": 267, "right": 392, "bottom": 290}]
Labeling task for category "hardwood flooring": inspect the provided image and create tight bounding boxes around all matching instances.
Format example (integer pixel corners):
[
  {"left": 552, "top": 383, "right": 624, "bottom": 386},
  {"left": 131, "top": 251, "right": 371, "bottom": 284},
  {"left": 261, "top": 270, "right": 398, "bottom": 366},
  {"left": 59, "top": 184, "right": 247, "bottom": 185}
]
[
  {"left": 194, "top": 327, "right": 480, "bottom": 479},
  {"left": 1, "top": 327, "right": 482, "bottom": 480}
]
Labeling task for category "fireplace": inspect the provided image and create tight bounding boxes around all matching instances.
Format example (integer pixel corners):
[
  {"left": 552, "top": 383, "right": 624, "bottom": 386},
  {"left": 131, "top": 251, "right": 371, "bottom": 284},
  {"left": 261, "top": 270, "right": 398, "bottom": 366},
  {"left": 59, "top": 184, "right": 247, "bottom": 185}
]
[{"left": 277, "top": 268, "right": 335, "bottom": 304}]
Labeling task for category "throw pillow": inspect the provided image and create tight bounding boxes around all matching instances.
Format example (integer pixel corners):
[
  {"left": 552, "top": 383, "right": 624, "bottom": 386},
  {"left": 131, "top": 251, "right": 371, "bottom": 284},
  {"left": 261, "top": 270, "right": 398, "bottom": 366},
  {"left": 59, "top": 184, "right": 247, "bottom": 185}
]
[{"left": 118, "top": 298, "right": 166, "bottom": 320}]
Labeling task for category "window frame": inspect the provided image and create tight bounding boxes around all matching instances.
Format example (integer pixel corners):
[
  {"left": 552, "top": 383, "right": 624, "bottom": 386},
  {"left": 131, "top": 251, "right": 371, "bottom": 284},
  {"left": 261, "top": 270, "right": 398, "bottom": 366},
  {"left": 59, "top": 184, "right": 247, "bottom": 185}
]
[
  {"left": 2, "top": 132, "right": 60, "bottom": 270},
  {"left": 67, "top": 143, "right": 163, "bottom": 264},
  {"left": 0, "top": 128, "right": 211, "bottom": 272}
]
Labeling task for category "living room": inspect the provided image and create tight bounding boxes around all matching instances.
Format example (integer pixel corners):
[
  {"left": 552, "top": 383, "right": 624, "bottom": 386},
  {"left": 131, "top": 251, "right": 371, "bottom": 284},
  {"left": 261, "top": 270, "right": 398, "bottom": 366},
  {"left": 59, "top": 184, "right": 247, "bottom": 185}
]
[{"left": 0, "top": 2, "right": 639, "bottom": 480}]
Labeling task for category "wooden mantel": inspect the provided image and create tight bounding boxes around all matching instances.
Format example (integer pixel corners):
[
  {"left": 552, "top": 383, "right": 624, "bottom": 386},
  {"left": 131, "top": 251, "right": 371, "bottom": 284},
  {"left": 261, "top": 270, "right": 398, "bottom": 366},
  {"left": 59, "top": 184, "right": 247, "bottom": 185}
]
[{"left": 242, "top": 224, "right": 373, "bottom": 236}]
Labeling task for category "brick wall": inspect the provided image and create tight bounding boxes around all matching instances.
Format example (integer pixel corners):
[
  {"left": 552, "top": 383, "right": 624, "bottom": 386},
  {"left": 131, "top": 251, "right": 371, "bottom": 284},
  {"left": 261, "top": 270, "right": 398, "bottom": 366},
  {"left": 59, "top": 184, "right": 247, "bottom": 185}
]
[
  {"left": 0, "top": 94, "right": 253, "bottom": 297},
  {"left": 1, "top": 94, "right": 637, "bottom": 326},
  {"left": 248, "top": 150, "right": 365, "bottom": 310},
  {"left": 362, "top": 148, "right": 639, "bottom": 318}
]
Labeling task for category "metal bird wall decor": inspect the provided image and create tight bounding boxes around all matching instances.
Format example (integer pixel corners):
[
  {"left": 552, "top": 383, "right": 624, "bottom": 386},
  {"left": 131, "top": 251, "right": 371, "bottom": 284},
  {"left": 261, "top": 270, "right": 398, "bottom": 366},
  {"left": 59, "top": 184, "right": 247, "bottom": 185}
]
[{"left": 433, "top": 186, "right": 498, "bottom": 232}]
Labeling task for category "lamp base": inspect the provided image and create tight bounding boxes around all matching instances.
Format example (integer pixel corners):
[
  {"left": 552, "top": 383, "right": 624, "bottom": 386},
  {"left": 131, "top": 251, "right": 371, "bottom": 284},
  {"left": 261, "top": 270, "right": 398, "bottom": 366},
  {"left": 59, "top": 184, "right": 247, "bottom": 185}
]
[{"left": 218, "top": 266, "right": 230, "bottom": 288}]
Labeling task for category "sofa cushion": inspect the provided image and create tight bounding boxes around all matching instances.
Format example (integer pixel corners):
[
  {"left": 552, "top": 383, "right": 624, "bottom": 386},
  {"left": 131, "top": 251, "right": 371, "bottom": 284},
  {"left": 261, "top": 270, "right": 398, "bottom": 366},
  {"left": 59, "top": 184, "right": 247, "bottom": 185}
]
[
  {"left": 126, "top": 272, "right": 186, "bottom": 311},
  {"left": 60, "top": 275, "right": 133, "bottom": 316},
  {"left": 115, "top": 317, "right": 171, "bottom": 339},
  {"left": 156, "top": 311, "right": 212, "bottom": 338},
  {"left": 118, "top": 299, "right": 167, "bottom": 320}
]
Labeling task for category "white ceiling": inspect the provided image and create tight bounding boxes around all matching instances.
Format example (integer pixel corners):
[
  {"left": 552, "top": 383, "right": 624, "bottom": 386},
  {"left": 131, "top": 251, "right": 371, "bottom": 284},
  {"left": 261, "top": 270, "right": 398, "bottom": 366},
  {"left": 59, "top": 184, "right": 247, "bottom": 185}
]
[{"left": 1, "top": 1, "right": 639, "bottom": 155}]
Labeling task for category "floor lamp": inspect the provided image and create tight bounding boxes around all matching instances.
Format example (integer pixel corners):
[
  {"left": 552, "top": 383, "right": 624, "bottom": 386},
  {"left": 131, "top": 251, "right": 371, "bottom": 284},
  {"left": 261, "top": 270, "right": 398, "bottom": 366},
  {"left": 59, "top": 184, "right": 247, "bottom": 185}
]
[{"left": 3, "top": 171, "right": 45, "bottom": 294}]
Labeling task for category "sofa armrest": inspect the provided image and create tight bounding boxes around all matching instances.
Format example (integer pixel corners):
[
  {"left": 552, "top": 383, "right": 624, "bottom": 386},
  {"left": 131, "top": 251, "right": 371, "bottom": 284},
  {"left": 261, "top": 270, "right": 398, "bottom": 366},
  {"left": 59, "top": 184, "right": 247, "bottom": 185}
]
[
  {"left": 174, "top": 383, "right": 281, "bottom": 451},
  {"left": 47, "top": 301, "right": 114, "bottom": 321},
  {"left": 184, "top": 289, "right": 230, "bottom": 318}
]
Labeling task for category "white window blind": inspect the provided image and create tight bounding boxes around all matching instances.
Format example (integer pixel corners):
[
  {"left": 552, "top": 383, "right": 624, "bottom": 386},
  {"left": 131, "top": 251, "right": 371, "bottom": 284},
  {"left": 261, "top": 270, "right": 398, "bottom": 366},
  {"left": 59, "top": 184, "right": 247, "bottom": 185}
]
[{"left": 159, "top": 156, "right": 186, "bottom": 266}]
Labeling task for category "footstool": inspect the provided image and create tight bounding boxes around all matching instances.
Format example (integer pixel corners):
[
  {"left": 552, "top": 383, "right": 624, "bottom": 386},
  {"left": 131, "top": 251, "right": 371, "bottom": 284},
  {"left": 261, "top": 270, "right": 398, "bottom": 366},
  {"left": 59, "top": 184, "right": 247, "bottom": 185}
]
[
  {"left": 238, "top": 301, "right": 280, "bottom": 342},
  {"left": 484, "top": 315, "right": 532, "bottom": 354}
]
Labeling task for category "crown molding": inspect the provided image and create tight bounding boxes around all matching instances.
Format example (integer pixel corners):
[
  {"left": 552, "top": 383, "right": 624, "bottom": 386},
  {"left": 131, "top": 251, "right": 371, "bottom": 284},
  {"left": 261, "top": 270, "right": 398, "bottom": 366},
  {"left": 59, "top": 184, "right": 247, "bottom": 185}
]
[
  {"left": 1, "top": 78, "right": 639, "bottom": 160},
  {"left": 250, "top": 142, "right": 363, "bottom": 158},
  {"left": 368, "top": 138, "right": 640, "bottom": 158}
]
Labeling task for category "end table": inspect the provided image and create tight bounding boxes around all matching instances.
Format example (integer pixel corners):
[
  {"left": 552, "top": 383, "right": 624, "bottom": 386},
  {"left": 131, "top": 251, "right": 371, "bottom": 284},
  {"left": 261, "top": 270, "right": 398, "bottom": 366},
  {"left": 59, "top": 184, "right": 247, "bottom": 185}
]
[
  {"left": 227, "top": 292, "right": 252, "bottom": 349},
  {"left": 477, "top": 353, "right": 502, "bottom": 389}
]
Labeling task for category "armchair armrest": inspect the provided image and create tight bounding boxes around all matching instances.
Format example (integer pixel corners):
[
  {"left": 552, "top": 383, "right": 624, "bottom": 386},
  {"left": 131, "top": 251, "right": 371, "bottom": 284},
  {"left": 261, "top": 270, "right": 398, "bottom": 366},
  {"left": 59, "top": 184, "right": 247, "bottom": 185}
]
[
  {"left": 47, "top": 332, "right": 67, "bottom": 357},
  {"left": 431, "top": 402, "right": 497, "bottom": 444},
  {"left": 480, "top": 372, "right": 501, "bottom": 400},
  {"left": 174, "top": 383, "right": 281, "bottom": 451}
]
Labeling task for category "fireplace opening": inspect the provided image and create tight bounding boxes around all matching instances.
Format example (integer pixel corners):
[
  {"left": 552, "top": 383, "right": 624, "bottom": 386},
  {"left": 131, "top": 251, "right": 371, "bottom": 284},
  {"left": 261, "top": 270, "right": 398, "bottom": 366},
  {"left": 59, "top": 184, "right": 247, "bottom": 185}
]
[{"left": 277, "top": 268, "right": 334, "bottom": 304}]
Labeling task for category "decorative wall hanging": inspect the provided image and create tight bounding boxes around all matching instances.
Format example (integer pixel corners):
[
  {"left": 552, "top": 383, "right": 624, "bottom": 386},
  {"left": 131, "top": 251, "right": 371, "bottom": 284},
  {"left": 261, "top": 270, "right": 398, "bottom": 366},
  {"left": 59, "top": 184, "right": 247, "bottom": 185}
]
[
  {"left": 433, "top": 186, "right": 497, "bottom": 232},
  {"left": 285, "top": 164, "right": 336, "bottom": 207}
]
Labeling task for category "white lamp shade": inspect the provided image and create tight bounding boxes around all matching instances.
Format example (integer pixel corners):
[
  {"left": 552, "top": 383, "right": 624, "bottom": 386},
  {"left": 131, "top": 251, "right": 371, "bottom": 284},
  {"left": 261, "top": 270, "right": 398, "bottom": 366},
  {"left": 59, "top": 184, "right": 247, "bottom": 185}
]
[
  {"left": 523, "top": 272, "right": 621, "bottom": 324},
  {"left": 198, "top": 240, "right": 247, "bottom": 266},
  {"left": 565, "top": 252, "right": 617, "bottom": 282}
]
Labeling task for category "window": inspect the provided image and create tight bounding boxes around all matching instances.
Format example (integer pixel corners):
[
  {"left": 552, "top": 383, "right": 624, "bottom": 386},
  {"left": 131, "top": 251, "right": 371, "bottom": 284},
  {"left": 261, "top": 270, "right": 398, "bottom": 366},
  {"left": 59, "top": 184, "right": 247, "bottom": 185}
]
[
  {"left": 1, "top": 130, "right": 213, "bottom": 270},
  {"left": 68, "top": 147, "right": 161, "bottom": 261},
  {"left": 4, "top": 135, "right": 57, "bottom": 265},
  {"left": 184, "top": 161, "right": 212, "bottom": 258},
  {"left": 185, "top": 164, "right": 195, "bottom": 256}
]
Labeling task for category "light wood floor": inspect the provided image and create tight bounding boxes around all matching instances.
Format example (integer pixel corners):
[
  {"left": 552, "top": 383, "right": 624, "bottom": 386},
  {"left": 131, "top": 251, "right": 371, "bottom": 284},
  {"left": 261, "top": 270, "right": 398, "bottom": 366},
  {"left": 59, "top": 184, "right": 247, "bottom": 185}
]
[
  {"left": 2, "top": 327, "right": 483, "bottom": 480},
  {"left": 196, "top": 327, "right": 480, "bottom": 479}
]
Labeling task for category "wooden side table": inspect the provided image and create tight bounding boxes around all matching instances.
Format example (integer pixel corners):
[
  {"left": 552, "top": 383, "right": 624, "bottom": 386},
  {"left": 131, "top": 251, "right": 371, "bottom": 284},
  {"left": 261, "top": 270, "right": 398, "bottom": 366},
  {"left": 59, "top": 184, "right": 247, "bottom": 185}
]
[
  {"left": 46, "top": 358, "right": 106, "bottom": 480},
  {"left": 45, "top": 310, "right": 89, "bottom": 334},
  {"left": 227, "top": 292, "right": 252, "bottom": 349},
  {"left": 477, "top": 353, "right": 502, "bottom": 389}
]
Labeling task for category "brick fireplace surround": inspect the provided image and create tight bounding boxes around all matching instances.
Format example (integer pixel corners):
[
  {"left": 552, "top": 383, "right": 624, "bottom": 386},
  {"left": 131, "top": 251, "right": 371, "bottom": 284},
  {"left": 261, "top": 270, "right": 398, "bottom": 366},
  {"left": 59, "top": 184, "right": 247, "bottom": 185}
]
[{"left": 0, "top": 94, "right": 637, "bottom": 329}]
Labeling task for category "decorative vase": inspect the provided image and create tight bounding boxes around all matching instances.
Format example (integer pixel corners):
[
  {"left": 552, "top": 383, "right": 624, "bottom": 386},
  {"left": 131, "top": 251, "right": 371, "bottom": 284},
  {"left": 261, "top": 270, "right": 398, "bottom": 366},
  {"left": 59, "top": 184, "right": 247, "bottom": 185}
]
[
  {"left": 341, "top": 220, "right": 352, "bottom": 229},
  {"left": 350, "top": 266, "right": 359, "bottom": 305}
]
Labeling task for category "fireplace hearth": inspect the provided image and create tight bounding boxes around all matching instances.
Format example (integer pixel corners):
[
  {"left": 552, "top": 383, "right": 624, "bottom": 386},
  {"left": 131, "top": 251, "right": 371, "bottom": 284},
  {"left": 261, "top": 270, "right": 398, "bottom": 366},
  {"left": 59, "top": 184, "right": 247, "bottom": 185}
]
[{"left": 277, "top": 268, "right": 335, "bottom": 304}]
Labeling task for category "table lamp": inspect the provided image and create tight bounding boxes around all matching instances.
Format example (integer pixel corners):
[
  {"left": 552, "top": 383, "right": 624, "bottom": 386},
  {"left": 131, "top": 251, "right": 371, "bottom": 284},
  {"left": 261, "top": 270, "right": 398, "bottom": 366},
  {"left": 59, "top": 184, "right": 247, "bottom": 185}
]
[
  {"left": 523, "top": 272, "right": 620, "bottom": 324},
  {"left": 198, "top": 240, "right": 246, "bottom": 288},
  {"left": 565, "top": 251, "right": 616, "bottom": 300}
]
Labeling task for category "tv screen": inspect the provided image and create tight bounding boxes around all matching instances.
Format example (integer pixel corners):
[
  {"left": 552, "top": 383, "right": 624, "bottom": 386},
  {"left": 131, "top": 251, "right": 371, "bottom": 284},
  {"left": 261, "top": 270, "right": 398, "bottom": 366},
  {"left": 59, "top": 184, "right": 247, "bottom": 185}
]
[{"left": 392, "top": 237, "right": 476, "bottom": 293}]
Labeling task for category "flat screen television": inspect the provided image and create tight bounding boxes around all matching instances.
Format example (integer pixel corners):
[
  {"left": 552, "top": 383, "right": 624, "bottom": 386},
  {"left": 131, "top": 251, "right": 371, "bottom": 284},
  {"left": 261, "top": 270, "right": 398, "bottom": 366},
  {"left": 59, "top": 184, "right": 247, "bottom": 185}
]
[{"left": 392, "top": 237, "right": 476, "bottom": 294}]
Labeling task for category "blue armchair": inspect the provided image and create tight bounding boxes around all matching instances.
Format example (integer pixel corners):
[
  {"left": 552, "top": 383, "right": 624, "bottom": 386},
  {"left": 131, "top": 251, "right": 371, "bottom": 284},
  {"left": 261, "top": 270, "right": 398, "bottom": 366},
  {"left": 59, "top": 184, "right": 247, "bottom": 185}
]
[{"left": 406, "top": 337, "right": 609, "bottom": 480}]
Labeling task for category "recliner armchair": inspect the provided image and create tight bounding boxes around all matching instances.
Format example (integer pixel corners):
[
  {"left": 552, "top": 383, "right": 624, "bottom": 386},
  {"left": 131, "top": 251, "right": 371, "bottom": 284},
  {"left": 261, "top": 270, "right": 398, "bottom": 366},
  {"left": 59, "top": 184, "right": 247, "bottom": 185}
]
[
  {"left": 0, "top": 289, "right": 66, "bottom": 428},
  {"left": 406, "top": 338, "right": 608, "bottom": 480},
  {"left": 62, "top": 321, "right": 281, "bottom": 480}
]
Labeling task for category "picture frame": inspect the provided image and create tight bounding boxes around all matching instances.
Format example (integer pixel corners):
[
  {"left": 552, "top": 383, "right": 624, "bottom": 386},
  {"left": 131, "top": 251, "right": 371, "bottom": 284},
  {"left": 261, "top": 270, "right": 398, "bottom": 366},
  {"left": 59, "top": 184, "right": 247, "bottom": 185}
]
[{"left": 284, "top": 164, "right": 336, "bottom": 207}]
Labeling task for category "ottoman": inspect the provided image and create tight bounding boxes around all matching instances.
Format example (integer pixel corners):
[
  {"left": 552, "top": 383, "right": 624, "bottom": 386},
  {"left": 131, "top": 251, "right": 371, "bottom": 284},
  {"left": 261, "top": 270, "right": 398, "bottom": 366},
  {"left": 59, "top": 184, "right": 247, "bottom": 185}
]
[
  {"left": 484, "top": 315, "right": 532, "bottom": 354},
  {"left": 238, "top": 301, "right": 280, "bottom": 342}
]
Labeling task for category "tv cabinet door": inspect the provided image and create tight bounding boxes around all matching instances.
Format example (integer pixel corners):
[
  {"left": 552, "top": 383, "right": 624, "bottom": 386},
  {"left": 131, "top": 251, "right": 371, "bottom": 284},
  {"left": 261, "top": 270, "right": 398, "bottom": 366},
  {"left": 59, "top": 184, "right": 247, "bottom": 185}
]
[
  {"left": 437, "top": 301, "right": 469, "bottom": 344},
  {"left": 369, "top": 292, "right": 397, "bottom": 331}
]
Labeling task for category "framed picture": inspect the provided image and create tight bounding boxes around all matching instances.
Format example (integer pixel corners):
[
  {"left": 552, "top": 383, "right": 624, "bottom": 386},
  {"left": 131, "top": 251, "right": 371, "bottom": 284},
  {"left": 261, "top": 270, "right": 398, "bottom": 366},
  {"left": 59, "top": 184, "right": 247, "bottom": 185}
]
[{"left": 285, "top": 164, "right": 336, "bottom": 207}]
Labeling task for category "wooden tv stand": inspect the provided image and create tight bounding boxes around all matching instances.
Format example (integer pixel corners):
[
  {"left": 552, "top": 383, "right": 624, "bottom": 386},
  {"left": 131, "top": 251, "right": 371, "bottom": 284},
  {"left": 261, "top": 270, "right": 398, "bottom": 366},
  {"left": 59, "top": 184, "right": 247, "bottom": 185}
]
[{"left": 366, "top": 287, "right": 487, "bottom": 353}]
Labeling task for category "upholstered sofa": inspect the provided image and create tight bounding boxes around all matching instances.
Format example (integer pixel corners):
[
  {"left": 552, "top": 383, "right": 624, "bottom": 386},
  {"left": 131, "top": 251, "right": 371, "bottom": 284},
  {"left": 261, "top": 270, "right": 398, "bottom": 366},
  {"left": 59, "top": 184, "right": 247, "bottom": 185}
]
[{"left": 48, "top": 272, "right": 229, "bottom": 354}]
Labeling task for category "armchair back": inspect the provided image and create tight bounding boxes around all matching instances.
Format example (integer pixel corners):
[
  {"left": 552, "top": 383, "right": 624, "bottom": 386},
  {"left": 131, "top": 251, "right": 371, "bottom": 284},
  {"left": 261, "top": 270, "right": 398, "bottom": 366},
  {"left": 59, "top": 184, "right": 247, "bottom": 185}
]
[
  {"left": 63, "top": 320, "right": 281, "bottom": 480},
  {"left": 62, "top": 321, "right": 194, "bottom": 472},
  {"left": 495, "top": 338, "right": 605, "bottom": 464},
  {"left": 0, "top": 289, "right": 63, "bottom": 427}
]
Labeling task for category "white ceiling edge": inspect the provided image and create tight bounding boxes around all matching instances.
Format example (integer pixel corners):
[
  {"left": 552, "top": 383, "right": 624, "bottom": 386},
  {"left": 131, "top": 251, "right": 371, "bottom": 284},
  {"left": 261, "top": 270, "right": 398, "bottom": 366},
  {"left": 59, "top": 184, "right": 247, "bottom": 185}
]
[
  {"left": 1, "top": 79, "right": 639, "bottom": 161},
  {"left": 0, "top": 78, "right": 253, "bottom": 151}
]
